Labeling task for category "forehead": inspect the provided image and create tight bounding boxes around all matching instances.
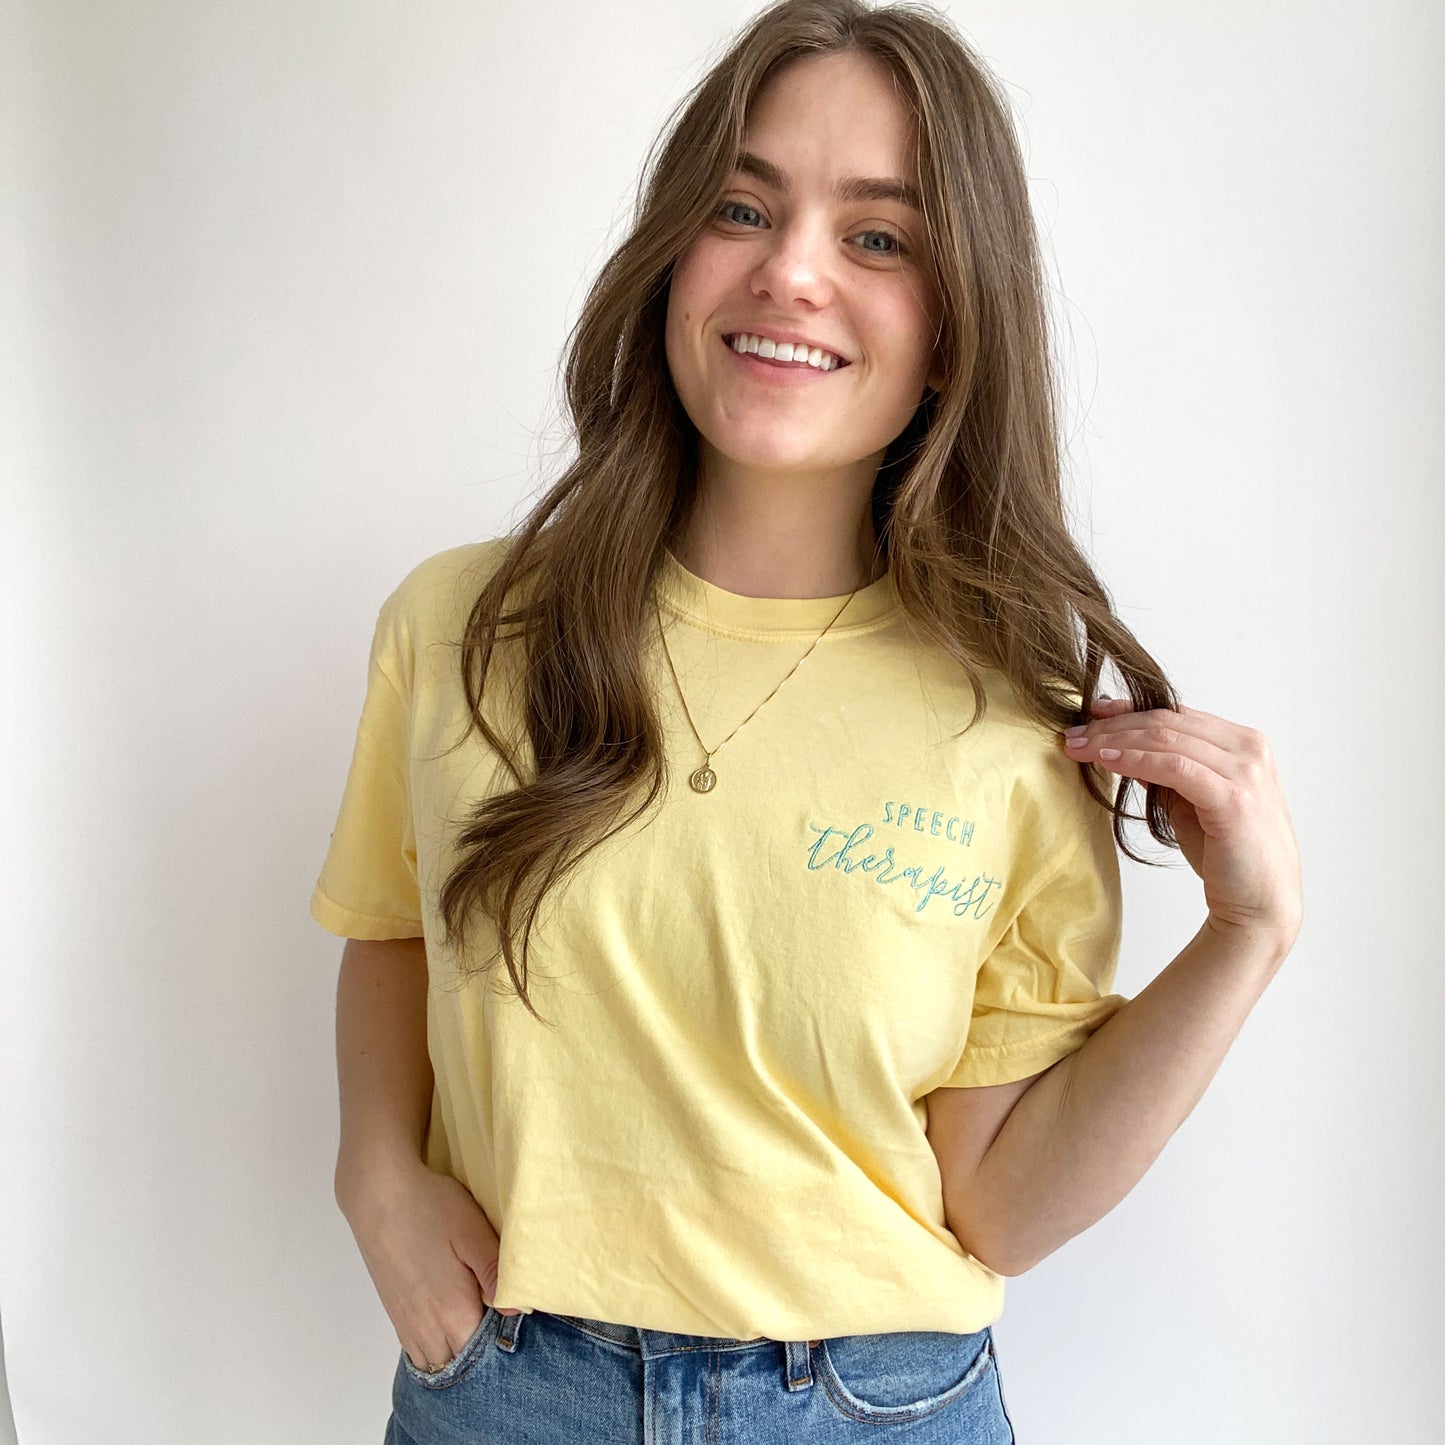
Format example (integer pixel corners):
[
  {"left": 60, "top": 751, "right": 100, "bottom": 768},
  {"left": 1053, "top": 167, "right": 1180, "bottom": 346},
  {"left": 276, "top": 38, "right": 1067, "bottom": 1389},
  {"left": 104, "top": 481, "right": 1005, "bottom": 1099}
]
[
  {"left": 732, "top": 148, "right": 923, "bottom": 216},
  {"left": 740, "top": 51, "right": 920, "bottom": 194}
]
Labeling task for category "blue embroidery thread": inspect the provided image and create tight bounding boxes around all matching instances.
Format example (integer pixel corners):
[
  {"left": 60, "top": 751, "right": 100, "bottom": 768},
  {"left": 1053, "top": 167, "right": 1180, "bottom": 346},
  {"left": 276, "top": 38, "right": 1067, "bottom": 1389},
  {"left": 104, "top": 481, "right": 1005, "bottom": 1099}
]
[
  {"left": 804, "top": 822, "right": 1000, "bottom": 920},
  {"left": 881, "top": 800, "right": 975, "bottom": 845}
]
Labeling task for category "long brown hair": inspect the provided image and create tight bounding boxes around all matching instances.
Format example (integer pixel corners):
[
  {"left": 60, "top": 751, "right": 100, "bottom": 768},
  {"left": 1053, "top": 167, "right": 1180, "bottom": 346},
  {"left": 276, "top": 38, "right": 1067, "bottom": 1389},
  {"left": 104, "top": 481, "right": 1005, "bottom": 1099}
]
[{"left": 439, "top": 0, "right": 1179, "bottom": 1019}]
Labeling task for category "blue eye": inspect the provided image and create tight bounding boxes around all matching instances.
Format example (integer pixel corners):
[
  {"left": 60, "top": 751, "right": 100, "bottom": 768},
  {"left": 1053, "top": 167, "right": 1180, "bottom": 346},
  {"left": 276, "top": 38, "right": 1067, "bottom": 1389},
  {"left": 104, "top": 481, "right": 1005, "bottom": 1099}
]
[
  {"left": 715, "top": 201, "right": 909, "bottom": 259},
  {"left": 856, "top": 229, "right": 907, "bottom": 258},
  {"left": 717, "top": 201, "right": 764, "bottom": 227}
]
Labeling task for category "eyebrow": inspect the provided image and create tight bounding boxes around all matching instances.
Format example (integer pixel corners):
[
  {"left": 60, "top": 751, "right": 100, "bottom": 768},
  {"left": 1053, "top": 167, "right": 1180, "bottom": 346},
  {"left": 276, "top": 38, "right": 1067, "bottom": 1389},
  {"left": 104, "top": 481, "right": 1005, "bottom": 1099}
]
[{"left": 734, "top": 150, "right": 924, "bottom": 214}]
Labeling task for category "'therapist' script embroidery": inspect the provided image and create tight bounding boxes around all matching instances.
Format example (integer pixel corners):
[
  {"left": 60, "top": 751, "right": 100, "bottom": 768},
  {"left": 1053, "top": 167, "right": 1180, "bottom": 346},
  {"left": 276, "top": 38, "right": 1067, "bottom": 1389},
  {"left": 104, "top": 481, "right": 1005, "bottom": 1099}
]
[{"left": 804, "top": 820, "right": 1002, "bottom": 920}]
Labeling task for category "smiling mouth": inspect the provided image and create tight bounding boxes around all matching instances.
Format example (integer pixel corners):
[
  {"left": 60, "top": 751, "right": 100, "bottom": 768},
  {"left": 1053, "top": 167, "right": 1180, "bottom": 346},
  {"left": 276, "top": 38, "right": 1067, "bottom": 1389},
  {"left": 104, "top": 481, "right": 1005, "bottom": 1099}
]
[{"left": 721, "top": 333, "right": 850, "bottom": 372}]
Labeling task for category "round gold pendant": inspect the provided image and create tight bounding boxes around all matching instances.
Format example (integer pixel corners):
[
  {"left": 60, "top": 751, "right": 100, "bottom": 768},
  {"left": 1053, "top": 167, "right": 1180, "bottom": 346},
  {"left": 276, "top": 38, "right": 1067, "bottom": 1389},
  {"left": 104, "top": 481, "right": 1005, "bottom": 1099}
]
[{"left": 689, "top": 765, "right": 717, "bottom": 793}]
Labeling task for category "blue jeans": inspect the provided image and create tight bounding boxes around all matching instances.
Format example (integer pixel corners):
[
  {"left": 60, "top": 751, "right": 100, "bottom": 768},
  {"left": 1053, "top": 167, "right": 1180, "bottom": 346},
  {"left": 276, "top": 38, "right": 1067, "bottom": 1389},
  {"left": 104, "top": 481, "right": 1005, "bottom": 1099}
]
[{"left": 385, "top": 1306, "right": 1016, "bottom": 1443}]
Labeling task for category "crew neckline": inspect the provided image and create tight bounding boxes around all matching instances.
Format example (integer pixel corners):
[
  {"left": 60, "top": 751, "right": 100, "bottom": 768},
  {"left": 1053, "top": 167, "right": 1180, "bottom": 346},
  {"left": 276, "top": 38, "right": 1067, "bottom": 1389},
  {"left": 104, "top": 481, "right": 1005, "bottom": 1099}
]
[{"left": 654, "top": 546, "right": 899, "bottom": 637}]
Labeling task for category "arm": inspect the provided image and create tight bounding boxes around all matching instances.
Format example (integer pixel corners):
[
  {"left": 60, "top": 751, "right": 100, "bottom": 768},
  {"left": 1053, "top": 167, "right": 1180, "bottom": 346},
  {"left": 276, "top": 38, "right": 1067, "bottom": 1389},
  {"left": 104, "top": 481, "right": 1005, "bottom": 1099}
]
[
  {"left": 333, "top": 935, "right": 433, "bottom": 1216},
  {"left": 925, "top": 1072, "right": 1039, "bottom": 1269},
  {"left": 331, "top": 934, "right": 522, "bottom": 1358},
  {"left": 928, "top": 697, "right": 1302, "bottom": 1276},
  {"left": 928, "top": 917, "right": 1286, "bottom": 1275}
]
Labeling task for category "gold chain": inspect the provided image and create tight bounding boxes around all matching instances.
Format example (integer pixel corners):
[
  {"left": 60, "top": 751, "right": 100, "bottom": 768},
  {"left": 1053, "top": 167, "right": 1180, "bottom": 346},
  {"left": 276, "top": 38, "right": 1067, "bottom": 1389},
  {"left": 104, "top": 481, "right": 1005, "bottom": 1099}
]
[{"left": 652, "top": 570, "right": 866, "bottom": 794}]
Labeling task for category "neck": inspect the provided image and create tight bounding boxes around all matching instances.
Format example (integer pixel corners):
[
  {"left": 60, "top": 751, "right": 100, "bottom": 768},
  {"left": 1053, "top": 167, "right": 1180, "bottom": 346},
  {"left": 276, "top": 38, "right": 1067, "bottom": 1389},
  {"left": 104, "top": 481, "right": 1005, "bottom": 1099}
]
[{"left": 671, "top": 448, "right": 887, "bottom": 600}]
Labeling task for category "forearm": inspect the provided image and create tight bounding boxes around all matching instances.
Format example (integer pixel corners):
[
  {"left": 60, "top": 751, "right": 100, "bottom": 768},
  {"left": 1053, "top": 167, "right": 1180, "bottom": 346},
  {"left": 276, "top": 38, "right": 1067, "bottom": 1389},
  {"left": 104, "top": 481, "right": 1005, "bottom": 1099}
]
[
  {"left": 333, "top": 935, "right": 434, "bottom": 1214},
  {"left": 954, "top": 917, "right": 1290, "bottom": 1275}
]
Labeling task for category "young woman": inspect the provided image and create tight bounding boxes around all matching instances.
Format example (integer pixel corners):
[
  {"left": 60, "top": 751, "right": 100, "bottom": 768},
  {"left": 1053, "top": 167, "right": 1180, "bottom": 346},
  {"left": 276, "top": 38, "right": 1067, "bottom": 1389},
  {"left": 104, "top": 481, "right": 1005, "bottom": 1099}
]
[{"left": 313, "top": 1, "right": 1302, "bottom": 1440}]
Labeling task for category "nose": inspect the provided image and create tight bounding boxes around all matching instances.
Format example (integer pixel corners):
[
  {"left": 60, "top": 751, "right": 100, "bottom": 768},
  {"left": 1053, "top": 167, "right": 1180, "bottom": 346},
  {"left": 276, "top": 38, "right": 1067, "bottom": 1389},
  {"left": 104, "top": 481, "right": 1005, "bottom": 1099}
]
[{"left": 748, "top": 217, "right": 834, "bottom": 310}]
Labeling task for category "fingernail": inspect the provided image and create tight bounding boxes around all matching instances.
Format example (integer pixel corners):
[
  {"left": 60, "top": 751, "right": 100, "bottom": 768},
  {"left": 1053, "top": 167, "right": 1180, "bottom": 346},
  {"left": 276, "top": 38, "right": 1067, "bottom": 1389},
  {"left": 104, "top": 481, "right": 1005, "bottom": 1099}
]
[{"left": 1064, "top": 723, "right": 1086, "bottom": 736}]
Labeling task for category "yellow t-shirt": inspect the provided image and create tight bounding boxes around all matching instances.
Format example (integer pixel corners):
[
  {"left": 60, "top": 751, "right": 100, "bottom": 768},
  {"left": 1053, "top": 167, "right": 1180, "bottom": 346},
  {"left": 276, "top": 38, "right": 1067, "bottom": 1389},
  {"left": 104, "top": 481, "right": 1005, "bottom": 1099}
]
[{"left": 311, "top": 538, "right": 1127, "bottom": 1340}]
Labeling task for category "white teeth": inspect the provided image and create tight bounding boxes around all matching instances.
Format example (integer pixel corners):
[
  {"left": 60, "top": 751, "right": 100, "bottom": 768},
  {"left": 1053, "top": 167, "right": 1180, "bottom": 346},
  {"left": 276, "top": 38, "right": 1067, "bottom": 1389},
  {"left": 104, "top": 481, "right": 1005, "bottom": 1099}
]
[{"left": 727, "top": 332, "right": 843, "bottom": 371}]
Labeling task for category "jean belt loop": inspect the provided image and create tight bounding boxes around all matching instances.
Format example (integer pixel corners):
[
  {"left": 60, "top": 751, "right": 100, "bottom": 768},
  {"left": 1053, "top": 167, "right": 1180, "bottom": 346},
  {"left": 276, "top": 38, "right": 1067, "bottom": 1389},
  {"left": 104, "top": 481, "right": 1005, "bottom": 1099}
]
[
  {"left": 496, "top": 1310, "right": 525, "bottom": 1354},
  {"left": 783, "top": 1338, "right": 815, "bottom": 1391}
]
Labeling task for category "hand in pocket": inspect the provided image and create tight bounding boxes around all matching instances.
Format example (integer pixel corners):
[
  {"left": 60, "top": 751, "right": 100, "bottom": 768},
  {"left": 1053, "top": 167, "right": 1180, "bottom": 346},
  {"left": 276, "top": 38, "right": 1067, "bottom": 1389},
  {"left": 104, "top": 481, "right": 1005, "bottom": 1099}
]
[{"left": 341, "top": 1158, "right": 521, "bottom": 1373}]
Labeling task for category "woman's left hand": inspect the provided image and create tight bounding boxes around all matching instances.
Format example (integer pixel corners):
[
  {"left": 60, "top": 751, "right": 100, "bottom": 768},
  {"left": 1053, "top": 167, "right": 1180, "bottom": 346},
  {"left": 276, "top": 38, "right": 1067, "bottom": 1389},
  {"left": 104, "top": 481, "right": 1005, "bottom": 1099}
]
[{"left": 1063, "top": 698, "right": 1302, "bottom": 954}]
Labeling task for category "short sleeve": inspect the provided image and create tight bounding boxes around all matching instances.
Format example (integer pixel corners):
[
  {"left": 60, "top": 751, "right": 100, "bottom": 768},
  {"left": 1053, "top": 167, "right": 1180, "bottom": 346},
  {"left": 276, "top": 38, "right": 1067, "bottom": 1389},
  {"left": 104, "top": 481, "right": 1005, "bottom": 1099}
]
[
  {"left": 945, "top": 791, "right": 1127, "bottom": 1088},
  {"left": 309, "top": 597, "right": 424, "bottom": 940}
]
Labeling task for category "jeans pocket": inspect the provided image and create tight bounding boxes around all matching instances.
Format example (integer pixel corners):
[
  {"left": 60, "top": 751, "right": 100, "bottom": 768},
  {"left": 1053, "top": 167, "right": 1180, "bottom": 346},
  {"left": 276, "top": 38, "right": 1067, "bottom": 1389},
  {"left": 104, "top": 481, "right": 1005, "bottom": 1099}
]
[
  {"left": 817, "top": 1325, "right": 995, "bottom": 1424},
  {"left": 399, "top": 1305, "right": 495, "bottom": 1391}
]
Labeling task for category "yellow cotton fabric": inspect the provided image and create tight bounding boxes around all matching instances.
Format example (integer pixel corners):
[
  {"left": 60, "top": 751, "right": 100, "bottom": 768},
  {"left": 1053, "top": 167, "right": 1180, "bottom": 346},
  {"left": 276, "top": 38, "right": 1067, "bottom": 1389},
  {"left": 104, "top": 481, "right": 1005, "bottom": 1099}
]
[{"left": 311, "top": 539, "right": 1127, "bottom": 1341}]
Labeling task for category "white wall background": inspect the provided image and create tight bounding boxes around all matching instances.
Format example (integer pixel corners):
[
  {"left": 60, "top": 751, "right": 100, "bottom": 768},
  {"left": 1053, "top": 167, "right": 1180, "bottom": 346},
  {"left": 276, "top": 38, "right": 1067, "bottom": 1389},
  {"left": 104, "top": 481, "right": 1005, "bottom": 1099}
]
[{"left": 3, "top": 1, "right": 1441, "bottom": 1441}]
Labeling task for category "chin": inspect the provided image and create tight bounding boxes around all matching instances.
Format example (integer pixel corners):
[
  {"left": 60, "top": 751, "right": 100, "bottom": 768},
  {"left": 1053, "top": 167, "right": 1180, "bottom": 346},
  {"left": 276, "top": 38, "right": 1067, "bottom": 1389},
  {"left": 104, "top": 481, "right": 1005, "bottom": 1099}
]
[
  {"left": 705, "top": 423, "right": 854, "bottom": 464},
  {"left": 710, "top": 440, "right": 849, "bottom": 472}
]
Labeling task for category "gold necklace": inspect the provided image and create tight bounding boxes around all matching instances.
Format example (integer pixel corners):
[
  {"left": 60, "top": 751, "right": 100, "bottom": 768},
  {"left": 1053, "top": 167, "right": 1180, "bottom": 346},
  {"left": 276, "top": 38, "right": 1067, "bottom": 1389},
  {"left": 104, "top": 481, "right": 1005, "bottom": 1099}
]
[{"left": 652, "top": 565, "right": 868, "bottom": 794}]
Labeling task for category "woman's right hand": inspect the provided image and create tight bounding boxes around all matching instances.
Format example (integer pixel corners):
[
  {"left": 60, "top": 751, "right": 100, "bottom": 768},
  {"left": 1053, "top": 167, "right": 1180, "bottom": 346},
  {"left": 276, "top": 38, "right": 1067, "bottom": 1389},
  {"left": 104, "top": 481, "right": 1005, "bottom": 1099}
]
[{"left": 339, "top": 1156, "right": 521, "bottom": 1373}]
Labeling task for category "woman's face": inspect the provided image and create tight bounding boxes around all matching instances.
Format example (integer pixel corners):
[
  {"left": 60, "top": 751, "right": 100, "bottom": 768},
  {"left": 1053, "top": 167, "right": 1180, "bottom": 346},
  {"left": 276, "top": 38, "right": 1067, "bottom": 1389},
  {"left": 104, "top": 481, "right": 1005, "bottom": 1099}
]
[{"left": 665, "top": 50, "right": 943, "bottom": 485}]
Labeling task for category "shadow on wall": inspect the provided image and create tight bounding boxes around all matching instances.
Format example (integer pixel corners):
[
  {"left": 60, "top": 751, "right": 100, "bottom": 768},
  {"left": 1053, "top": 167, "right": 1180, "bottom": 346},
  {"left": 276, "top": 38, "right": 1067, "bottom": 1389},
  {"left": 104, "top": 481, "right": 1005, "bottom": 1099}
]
[{"left": 0, "top": 1313, "right": 16, "bottom": 1445}]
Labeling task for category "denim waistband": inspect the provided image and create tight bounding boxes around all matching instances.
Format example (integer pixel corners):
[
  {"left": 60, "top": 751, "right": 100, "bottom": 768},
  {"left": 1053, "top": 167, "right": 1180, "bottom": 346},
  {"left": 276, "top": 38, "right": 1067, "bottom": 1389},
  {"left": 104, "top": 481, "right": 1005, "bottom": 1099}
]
[{"left": 551, "top": 1311, "right": 792, "bottom": 1357}]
